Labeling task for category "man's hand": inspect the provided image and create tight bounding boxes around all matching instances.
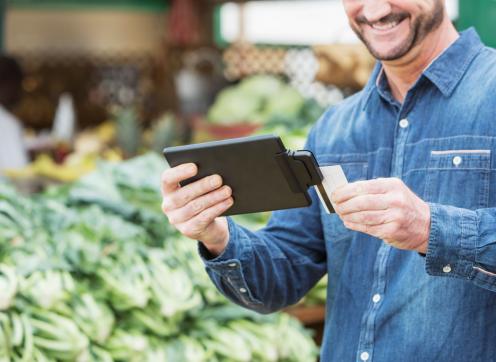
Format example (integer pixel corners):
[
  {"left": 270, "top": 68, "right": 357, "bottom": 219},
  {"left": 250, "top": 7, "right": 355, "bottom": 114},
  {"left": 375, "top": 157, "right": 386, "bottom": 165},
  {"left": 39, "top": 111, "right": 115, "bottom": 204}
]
[
  {"left": 331, "top": 178, "right": 431, "bottom": 254},
  {"left": 161, "top": 163, "right": 233, "bottom": 256}
]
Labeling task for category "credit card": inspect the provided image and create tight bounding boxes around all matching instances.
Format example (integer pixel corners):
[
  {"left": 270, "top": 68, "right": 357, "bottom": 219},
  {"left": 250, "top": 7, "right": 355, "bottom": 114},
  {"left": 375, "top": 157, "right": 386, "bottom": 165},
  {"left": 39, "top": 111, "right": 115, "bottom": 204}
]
[{"left": 314, "top": 165, "right": 348, "bottom": 214}]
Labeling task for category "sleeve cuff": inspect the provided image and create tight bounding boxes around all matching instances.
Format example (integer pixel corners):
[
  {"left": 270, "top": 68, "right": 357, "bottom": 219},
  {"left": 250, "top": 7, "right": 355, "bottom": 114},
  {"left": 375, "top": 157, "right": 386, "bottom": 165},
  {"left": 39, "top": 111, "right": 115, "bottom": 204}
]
[
  {"left": 197, "top": 218, "right": 264, "bottom": 307},
  {"left": 425, "top": 203, "right": 478, "bottom": 279},
  {"left": 198, "top": 217, "right": 245, "bottom": 268}
]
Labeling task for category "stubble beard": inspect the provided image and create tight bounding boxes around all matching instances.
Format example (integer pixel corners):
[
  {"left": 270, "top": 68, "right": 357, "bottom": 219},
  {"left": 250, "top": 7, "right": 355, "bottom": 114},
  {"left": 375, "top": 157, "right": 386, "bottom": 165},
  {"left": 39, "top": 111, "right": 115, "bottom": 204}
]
[{"left": 351, "top": 1, "right": 445, "bottom": 61}]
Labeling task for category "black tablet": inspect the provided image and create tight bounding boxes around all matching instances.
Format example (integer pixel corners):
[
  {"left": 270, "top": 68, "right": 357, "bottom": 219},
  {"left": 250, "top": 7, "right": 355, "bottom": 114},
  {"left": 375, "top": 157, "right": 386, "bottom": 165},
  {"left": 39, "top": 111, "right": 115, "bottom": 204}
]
[{"left": 163, "top": 134, "right": 326, "bottom": 216}]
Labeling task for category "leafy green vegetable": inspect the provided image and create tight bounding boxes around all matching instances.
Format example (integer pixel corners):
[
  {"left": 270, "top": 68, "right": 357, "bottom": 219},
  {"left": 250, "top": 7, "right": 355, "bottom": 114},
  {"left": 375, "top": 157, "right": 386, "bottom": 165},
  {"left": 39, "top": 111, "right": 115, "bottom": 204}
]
[
  {"left": 263, "top": 86, "right": 305, "bottom": 121},
  {"left": 207, "top": 75, "right": 311, "bottom": 126},
  {"left": 29, "top": 308, "right": 89, "bottom": 361},
  {"left": 207, "top": 87, "right": 263, "bottom": 125},
  {"left": 71, "top": 293, "right": 115, "bottom": 344},
  {"left": 238, "top": 75, "right": 285, "bottom": 99},
  {"left": 0, "top": 265, "right": 17, "bottom": 311},
  {"left": 0, "top": 154, "right": 318, "bottom": 361}
]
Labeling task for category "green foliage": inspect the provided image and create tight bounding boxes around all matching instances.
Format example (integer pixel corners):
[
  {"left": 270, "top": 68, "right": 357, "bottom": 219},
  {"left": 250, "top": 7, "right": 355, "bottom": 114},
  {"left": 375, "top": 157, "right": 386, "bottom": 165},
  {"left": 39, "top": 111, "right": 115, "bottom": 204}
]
[
  {"left": 0, "top": 154, "right": 318, "bottom": 361},
  {"left": 207, "top": 75, "right": 307, "bottom": 126}
]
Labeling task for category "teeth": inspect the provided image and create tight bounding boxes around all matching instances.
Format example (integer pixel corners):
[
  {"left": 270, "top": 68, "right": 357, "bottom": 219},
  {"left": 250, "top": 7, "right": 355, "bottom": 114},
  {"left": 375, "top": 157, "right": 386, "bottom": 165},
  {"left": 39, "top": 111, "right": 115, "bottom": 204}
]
[{"left": 371, "top": 21, "right": 399, "bottom": 31}]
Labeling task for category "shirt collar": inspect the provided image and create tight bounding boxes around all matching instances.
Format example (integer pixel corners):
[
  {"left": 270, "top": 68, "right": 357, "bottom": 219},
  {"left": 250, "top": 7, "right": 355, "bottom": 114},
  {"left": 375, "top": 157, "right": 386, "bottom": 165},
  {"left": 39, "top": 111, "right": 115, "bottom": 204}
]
[
  {"left": 363, "top": 27, "right": 485, "bottom": 109},
  {"left": 362, "top": 62, "right": 383, "bottom": 109},
  {"left": 423, "top": 27, "right": 484, "bottom": 97}
]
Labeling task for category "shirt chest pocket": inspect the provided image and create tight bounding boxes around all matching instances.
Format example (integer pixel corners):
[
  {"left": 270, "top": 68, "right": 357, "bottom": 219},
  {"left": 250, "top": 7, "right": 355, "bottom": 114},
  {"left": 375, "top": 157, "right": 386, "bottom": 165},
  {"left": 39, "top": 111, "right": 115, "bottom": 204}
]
[
  {"left": 424, "top": 150, "right": 491, "bottom": 210},
  {"left": 316, "top": 156, "right": 368, "bottom": 242}
]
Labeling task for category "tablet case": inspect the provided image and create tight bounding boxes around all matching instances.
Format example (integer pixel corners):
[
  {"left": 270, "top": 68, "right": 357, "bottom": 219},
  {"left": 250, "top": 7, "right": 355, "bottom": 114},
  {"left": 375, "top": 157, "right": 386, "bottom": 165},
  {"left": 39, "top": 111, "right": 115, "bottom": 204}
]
[{"left": 163, "top": 134, "right": 327, "bottom": 216}]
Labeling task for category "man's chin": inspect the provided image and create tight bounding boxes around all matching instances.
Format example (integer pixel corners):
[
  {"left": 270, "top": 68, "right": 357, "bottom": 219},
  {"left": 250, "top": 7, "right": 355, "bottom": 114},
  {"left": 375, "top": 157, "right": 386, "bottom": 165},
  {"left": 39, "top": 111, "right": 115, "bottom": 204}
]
[
  {"left": 355, "top": 29, "right": 413, "bottom": 61},
  {"left": 365, "top": 42, "right": 413, "bottom": 61}
]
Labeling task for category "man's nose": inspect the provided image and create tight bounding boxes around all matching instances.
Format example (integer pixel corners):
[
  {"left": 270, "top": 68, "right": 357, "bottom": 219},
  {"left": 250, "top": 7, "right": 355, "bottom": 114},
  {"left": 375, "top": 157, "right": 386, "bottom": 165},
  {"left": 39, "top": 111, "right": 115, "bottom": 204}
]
[{"left": 362, "top": 0, "right": 392, "bottom": 23}]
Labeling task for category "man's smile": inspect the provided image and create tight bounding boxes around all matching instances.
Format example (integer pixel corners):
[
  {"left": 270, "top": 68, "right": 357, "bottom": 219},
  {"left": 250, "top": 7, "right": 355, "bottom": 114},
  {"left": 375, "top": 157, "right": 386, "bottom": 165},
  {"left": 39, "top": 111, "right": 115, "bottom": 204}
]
[{"left": 368, "top": 16, "right": 408, "bottom": 32}]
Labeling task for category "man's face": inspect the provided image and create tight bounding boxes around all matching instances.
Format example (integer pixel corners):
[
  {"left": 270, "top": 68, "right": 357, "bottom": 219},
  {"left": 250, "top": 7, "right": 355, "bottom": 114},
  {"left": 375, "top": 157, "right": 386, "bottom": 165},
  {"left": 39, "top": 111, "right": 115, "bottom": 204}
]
[{"left": 343, "top": 0, "right": 445, "bottom": 61}]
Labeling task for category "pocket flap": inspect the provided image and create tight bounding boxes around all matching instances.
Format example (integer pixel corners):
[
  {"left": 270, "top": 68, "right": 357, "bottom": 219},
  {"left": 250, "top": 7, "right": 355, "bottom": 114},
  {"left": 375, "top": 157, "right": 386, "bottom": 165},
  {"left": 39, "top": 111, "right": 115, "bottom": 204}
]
[{"left": 429, "top": 150, "right": 491, "bottom": 169}]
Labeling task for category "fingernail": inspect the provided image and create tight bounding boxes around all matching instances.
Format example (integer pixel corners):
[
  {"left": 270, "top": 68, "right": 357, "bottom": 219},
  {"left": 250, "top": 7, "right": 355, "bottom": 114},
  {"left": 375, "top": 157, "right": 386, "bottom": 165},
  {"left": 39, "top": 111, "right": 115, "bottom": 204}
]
[{"left": 210, "top": 175, "right": 222, "bottom": 187}]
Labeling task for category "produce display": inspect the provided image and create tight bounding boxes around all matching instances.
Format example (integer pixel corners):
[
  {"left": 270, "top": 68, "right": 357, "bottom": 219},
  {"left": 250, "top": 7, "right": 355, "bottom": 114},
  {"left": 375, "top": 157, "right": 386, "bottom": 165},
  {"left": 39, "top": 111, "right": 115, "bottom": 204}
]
[
  {"left": 0, "top": 154, "right": 318, "bottom": 361},
  {"left": 116, "top": 110, "right": 185, "bottom": 157},
  {"left": 6, "top": 109, "right": 187, "bottom": 184},
  {"left": 6, "top": 122, "right": 122, "bottom": 183},
  {"left": 207, "top": 75, "right": 306, "bottom": 125}
]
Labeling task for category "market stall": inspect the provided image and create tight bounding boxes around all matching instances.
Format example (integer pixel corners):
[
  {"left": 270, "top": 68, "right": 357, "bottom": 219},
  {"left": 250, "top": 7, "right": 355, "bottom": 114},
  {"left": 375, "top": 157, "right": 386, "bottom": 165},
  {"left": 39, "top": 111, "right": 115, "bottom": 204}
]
[
  {"left": 0, "top": 154, "right": 318, "bottom": 361},
  {"left": 1, "top": 1, "right": 334, "bottom": 360},
  {"left": 1, "top": 0, "right": 489, "bottom": 361}
]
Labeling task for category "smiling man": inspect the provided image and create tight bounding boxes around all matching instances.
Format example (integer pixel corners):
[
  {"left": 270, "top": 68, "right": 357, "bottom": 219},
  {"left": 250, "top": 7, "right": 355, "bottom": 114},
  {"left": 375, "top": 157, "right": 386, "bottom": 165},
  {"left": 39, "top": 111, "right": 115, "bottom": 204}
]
[
  {"left": 349, "top": 0, "right": 445, "bottom": 60},
  {"left": 161, "top": 1, "right": 496, "bottom": 361}
]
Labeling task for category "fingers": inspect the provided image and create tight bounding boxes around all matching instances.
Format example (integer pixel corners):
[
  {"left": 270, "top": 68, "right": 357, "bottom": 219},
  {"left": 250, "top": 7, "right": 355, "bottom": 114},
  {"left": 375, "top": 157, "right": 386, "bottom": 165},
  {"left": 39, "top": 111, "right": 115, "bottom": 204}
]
[
  {"left": 333, "top": 177, "right": 431, "bottom": 252},
  {"left": 160, "top": 164, "right": 234, "bottom": 246},
  {"left": 332, "top": 178, "right": 392, "bottom": 204},
  {"left": 340, "top": 209, "right": 398, "bottom": 226},
  {"left": 162, "top": 174, "right": 223, "bottom": 211},
  {"left": 167, "top": 185, "right": 232, "bottom": 224},
  {"left": 343, "top": 219, "right": 400, "bottom": 240},
  {"left": 175, "top": 198, "right": 234, "bottom": 239},
  {"left": 334, "top": 193, "right": 390, "bottom": 215},
  {"left": 161, "top": 163, "right": 198, "bottom": 195}
]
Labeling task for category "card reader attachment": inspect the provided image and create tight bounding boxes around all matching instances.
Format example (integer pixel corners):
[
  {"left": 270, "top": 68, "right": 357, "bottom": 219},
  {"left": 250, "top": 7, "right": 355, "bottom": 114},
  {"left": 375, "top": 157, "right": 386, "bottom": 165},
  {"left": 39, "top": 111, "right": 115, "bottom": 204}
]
[{"left": 275, "top": 150, "right": 334, "bottom": 212}]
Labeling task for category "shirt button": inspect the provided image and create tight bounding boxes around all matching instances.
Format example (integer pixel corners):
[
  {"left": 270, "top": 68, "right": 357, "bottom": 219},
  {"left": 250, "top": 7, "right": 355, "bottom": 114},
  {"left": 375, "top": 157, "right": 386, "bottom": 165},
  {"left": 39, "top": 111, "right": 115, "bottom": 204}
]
[
  {"left": 452, "top": 156, "right": 462, "bottom": 166},
  {"left": 239, "top": 288, "right": 247, "bottom": 293},
  {"left": 228, "top": 263, "right": 237, "bottom": 268},
  {"left": 399, "top": 118, "right": 409, "bottom": 128},
  {"left": 372, "top": 294, "right": 381, "bottom": 303},
  {"left": 443, "top": 264, "right": 452, "bottom": 273},
  {"left": 360, "top": 351, "right": 370, "bottom": 361}
]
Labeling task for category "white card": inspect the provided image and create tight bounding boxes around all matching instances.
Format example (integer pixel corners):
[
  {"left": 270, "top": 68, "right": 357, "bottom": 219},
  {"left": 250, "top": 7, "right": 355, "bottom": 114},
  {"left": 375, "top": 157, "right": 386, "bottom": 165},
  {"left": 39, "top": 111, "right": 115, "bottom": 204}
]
[{"left": 314, "top": 165, "right": 348, "bottom": 214}]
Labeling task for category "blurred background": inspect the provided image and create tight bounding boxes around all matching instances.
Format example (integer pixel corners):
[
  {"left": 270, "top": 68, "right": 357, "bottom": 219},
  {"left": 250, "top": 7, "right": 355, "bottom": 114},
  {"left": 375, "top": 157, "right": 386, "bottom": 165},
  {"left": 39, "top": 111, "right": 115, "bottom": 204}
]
[
  {"left": 0, "top": 1, "right": 495, "bottom": 361},
  {"left": 2, "top": 0, "right": 493, "bottom": 180},
  {"left": 0, "top": 0, "right": 493, "bottom": 181}
]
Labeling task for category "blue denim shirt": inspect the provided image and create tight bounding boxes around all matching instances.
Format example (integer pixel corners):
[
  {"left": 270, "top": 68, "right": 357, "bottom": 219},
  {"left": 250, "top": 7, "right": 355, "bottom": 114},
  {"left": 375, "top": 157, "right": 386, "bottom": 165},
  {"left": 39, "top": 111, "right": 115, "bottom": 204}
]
[{"left": 200, "top": 29, "right": 496, "bottom": 361}]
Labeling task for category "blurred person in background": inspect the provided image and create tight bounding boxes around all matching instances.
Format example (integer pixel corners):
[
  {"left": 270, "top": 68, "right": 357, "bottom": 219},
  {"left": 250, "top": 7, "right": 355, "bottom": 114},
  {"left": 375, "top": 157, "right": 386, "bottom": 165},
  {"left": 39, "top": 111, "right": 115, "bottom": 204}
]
[
  {"left": 162, "top": 1, "right": 496, "bottom": 361},
  {"left": 0, "top": 55, "right": 28, "bottom": 175}
]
